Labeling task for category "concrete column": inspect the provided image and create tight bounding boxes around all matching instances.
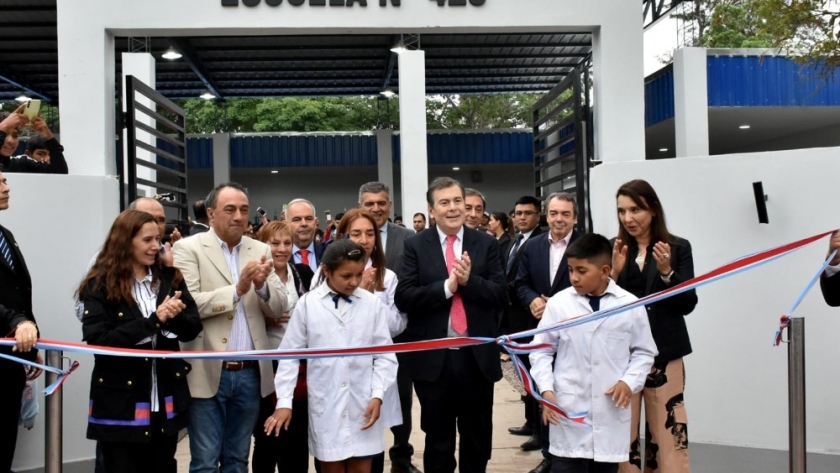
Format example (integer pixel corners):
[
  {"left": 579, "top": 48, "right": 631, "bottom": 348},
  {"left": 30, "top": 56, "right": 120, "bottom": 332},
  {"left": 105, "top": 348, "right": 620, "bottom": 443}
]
[
  {"left": 397, "top": 50, "right": 429, "bottom": 221},
  {"left": 212, "top": 133, "right": 231, "bottom": 185},
  {"left": 122, "top": 53, "right": 157, "bottom": 197},
  {"left": 57, "top": 8, "right": 115, "bottom": 176},
  {"left": 674, "top": 47, "right": 710, "bottom": 157},
  {"left": 592, "top": 21, "right": 646, "bottom": 162},
  {"left": 375, "top": 129, "right": 395, "bottom": 199}
]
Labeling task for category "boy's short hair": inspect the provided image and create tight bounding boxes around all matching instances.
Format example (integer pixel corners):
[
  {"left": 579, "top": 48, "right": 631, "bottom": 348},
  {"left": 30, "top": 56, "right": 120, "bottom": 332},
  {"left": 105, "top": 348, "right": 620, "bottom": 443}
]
[
  {"left": 566, "top": 233, "right": 612, "bottom": 268},
  {"left": 26, "top": 134, "right": 49, "bottom": 153}
]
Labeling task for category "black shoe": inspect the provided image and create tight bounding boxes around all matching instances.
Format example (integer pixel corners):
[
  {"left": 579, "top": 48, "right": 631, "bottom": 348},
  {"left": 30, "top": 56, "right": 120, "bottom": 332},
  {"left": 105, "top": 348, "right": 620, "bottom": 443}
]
[
  {"left": 391, "top": 464, "right": 423, "bottom": 473},
  {"left": 508, "top": 423, "right": 534, "bottom": 436},
  {"left": 528, "top": 459, "right": 551, "bottom": 473},
  {"left": 520, "top": 434, "right": 541, "bottom": 451}
]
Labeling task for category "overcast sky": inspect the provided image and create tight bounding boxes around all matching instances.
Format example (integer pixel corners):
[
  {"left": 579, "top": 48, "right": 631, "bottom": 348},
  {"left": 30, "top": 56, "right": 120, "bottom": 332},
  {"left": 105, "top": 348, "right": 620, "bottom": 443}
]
[{"left": 644, "top": 14, "right": 680, "bottom": 76}]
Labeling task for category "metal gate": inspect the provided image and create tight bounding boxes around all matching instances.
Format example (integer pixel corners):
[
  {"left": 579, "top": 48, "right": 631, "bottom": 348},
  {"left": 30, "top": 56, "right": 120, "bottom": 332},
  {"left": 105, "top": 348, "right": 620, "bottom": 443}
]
[
  {"left": 532, "top": 67, "right": 592, "bottom": 233},
  {"left": 121, "top": 75, "right": 189, "bottom": 228}
]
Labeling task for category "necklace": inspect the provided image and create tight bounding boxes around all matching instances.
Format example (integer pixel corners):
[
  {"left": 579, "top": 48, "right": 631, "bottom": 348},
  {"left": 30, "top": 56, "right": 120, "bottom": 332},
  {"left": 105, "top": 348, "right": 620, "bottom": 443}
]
[{"left": 635, "top": 249, "right": 646, "bottom": 266}]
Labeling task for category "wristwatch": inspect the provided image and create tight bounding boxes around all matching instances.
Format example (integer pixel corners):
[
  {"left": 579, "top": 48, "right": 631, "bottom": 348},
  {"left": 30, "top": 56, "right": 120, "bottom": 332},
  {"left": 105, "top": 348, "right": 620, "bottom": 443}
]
[{"left": 660, "top": 270, "right": 674, "bottom": 284}]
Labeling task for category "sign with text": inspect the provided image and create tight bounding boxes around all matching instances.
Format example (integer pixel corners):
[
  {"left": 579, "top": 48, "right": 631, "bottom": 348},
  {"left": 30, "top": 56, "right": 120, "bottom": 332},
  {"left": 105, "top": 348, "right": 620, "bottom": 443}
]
[{"left": 222, "top": 0, "right": 486, "bottom": 7}]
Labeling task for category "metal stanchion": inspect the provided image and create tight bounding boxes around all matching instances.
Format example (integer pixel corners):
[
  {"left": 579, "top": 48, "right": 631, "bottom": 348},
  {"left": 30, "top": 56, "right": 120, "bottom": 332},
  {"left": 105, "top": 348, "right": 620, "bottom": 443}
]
[
  {"left": 45, "top": 350, "right": 63, "bottom": 473},
  {"left": 787, "top": 318, "right": 806, "bottom": 473}
]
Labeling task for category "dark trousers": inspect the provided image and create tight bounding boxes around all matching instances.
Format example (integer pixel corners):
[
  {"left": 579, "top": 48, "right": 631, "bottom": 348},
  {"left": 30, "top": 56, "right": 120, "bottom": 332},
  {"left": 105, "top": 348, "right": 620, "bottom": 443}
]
[
  {"left": 99, "top": 413, "right": 178, "bottom": 473},
  {"left": 551, "top": 457, "right": 618, "bottom": 473},
  {"left": 519, "top": 353, "right": 550, "bottom": 460},
  {"left": 0, "top": 359, "right": 25, "bottom": 473},
  {"left": 414, "top": 348, "right": 494, "bottom": 473},
  {"left": 94, "top": 441, "right": 107, "bottom": 473},
  {"left": 252, "top": 394, "right": 310, "bottom": 473}
]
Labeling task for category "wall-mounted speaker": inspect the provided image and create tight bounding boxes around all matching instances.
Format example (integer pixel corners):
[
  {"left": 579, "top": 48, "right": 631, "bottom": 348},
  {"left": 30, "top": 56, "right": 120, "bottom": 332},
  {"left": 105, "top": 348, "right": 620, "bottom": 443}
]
[{"left": 753, "top": 181, "right": 769, "bottom": 224}]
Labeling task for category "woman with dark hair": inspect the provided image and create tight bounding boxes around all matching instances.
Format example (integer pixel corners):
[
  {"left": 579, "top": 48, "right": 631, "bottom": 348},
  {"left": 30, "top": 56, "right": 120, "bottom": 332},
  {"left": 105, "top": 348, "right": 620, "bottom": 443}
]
[
  {"left": 611, "top": 179, "right": 698, "bottom": 473},
  {"left": 251, "top": 220, "right": 311, "bottom": 473},
  {"left": 78, "top": 209, "right": 202, "bottom": 473},
  {"left": 488, "top": 211, "right": 513, "bottom": 258}
]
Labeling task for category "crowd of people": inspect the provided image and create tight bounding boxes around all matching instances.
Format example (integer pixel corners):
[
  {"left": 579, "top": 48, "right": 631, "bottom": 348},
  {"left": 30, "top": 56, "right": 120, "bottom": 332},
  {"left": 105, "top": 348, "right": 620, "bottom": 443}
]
[{"left": 0, "top": 103, "right": 838, "bottom": 473}]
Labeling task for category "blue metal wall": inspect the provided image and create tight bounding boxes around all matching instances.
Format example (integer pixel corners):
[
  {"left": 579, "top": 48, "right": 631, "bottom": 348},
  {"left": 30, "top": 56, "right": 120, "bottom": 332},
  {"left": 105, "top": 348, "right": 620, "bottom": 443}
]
[
  {"left": 644, "top": 56, "right": 840, "bottom": 128},
  {"left": 230, "top": 134, "right": 378, "bottom": 168},
  {"left": 645, "top": 67, "right": 675, "bottom": 127},
  {"left": 156, "top": 137, "right": 213, "bottom": 170},
  {"left": 707, "top": 56, "right": 840, "bottom": 107},
  {"left": 392, "top": 131, "right": 533, "bottom": 166}
]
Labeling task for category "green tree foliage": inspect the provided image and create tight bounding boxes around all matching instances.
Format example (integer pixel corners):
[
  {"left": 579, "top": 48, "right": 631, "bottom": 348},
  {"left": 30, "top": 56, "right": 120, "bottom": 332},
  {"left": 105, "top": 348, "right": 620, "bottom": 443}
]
[
  {"left": 672, "top": 0, "right": 774, "bottom": 48},
  {"left": 181, "top": 93, "right": 542, "bottom": 134},
  {"left": 753, "top": 0, "right": 840, "bottom": 71}
]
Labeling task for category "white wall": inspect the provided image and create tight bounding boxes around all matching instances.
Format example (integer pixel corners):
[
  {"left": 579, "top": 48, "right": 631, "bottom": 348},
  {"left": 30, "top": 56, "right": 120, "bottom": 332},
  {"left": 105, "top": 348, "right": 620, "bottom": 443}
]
[
  {"left": 187, "top": 164, "right": 535, "bottom": 224},
  {"left": 5, "top": 175, "right": 120, "bottom": 471},
  {"left": 590, "top": 147, "right": 840, "bottom": 452}
]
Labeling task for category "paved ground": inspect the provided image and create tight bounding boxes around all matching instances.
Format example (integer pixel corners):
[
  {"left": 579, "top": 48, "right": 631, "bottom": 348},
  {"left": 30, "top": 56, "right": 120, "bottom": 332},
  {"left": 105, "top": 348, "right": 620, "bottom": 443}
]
[{"left": 171, "top": 377, "right": 840, "bottom": 473}]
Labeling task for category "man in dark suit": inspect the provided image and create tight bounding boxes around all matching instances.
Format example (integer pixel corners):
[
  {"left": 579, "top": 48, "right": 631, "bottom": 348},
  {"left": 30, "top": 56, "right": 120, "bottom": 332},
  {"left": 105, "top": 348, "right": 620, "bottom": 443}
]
[
  {"left": 821, "top": 230, "right": 840, "bottom": 306},
  {"left": 395, "top": 177, "right": 508, "bottom": 473},
  {"left": 190, "top": 199, "right": 210, "bottom": 235},
  {"left": 502, "top": 196, "right": 544, "bottom": 444},
  {"left": 514, "top": 192, "right": 581, "bottom": 473},
  {"left": 358, "top": 181, "right": 420, "bottom": 473},
  {"left": 0, "top": 171, "right": 43, "bottom": 472},
  {"left": 287, "top": 198, "right": 324, "bottom": 274}
]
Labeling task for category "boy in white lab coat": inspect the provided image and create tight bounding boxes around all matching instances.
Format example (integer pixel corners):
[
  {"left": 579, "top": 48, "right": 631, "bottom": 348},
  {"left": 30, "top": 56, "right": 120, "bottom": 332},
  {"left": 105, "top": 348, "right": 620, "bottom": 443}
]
[{"left": 529, "top": 233, "right": 657, "bottom": 473}]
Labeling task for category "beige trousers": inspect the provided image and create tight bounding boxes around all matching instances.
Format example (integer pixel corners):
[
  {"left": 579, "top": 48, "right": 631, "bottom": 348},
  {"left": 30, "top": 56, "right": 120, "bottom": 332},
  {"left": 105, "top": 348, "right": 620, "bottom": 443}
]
[{"left": 618, "top": 358, "right": 691, "bottom": 473}]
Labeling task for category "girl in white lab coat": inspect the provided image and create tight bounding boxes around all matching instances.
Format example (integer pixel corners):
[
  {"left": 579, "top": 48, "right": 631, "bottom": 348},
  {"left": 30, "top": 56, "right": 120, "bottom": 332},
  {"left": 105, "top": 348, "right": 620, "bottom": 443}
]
[
  {"left": 266, "top": 239, "right": 398, "bottom": 473},
  {"left": 310, "top": 209, "right": 407, "bottom": 473}
]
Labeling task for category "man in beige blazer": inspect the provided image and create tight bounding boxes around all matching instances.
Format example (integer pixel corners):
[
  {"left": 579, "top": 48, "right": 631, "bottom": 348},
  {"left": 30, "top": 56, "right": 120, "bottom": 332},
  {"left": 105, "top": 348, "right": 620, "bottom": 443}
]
[{"left": 173, "top": 182, "right": 287, "bottom": 473}]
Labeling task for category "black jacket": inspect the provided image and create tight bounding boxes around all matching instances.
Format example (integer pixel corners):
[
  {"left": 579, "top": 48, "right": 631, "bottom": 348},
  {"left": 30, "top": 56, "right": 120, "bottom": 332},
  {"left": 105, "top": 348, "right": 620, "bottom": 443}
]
[
  {"left": 81, "top": 267, "right": 202, "bottom": 442},
  {"left": 821, "top": 272, "right": 840, "bottom": 307},
  {"left": 0, "top": 224, "right": 38, "bottom": 364},
  {"left": 0, "top": 131, "right": 68, "bottom": 174},
  {"left": 513, "top": 230, "right": 581, "bottom": 336},
  {"left": 613, "top": 236, "right": 698, "bottom": 364},
  {"left": 395, "top": 226, "right": 508, "bottom": 383}
]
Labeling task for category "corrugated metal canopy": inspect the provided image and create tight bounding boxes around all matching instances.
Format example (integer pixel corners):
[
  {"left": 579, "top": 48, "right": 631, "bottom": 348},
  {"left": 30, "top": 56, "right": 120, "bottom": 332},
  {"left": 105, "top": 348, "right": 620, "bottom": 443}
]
[{"left": 0, "top": 0, "right": 598, "bottom": 101}]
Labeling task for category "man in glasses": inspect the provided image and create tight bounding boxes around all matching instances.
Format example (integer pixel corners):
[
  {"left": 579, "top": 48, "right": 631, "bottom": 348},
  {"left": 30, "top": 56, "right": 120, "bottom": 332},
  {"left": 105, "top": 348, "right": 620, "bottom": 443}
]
[{"left": 503, "top": 196, "right": 544, "bottom": 449}]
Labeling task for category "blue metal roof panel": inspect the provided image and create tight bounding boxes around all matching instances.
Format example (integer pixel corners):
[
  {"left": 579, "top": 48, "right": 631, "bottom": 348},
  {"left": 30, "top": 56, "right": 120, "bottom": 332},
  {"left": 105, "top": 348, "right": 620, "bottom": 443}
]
[
  {"left": 393, "top": 131, "right": 532, "bottom": 166},
  {"left": 230, "top": 135, "right": 378, "bottom": 168},
  {"left": 707, "top": 56, "right": 840, "bottom": 107},
  {"left": 645, "top": 68, "right": 675, "bottom": 126}
]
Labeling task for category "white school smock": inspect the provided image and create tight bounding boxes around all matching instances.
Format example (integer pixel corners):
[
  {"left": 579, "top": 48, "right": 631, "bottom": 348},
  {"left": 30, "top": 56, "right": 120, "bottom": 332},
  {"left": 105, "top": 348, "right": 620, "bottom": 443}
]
[
  {"left": 311, "top": 261, "right": 407, "bottom": 428},
  {"left": 529, "top": 280, "right": 657, "bottom": 463},
  {"left": 275, "top": 281, "right": 398, "bottom": 462}
]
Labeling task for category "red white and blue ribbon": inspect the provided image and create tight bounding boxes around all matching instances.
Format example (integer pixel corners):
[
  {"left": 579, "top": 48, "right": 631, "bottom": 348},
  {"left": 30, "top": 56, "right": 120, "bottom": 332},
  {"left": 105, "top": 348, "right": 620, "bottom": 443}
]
[
  {"left": 0, "top": 230, "right": 835, "bottom": 421},
  {"left": 774, "top": 248, "right": 838, "bottom": 346}
]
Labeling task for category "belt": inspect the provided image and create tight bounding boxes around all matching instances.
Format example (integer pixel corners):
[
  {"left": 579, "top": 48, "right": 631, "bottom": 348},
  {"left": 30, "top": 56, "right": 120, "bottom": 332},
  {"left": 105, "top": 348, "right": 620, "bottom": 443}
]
[{"left": 222, "top": 360, "right": 256, "bottom": 371}]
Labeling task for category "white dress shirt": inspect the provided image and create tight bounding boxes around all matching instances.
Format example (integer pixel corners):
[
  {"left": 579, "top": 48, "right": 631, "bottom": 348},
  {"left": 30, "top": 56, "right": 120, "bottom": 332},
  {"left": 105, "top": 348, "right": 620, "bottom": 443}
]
[
  {"left": 131, "top": 269, "right": 176, "bottom": 413},
  {"left": 437, "top": 226, "right": 468, "bottom": 337},
  {"left": 217, "top": 236, "right": 266, "bottom": 352},
  {"left": 826, "top": 263, "right": 840, "bottom": 278},
  {"left": 548, "top": 230, "right": 574, "bottom": 287},
  {"left": 529, "top": 280, "right": 658, "bottom": 462}
]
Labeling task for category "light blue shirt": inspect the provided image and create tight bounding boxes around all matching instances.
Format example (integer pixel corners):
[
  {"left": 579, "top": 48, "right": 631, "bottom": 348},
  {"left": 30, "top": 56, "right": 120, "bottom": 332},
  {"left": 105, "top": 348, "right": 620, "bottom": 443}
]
[{"left": 293, "top": 242, "right": 318, "bottom": 273}]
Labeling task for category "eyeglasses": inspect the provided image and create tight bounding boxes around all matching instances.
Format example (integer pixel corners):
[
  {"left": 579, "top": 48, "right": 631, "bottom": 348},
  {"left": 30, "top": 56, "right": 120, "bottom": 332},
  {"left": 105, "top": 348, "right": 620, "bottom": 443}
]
[{"left": 514, "top": 211, "right": 538, "bottom": 217}]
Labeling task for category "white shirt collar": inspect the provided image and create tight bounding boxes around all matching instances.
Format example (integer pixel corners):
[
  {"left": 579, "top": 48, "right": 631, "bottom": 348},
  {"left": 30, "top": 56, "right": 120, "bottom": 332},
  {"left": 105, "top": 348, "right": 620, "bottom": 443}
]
[
  {"left": 135, "top": 268, "right": 153, "bottom": 284},
  {"left": 521, "top": 227, "right": 537, "bottom": 240},
  {"left": 215, "top": 234, "right": 243, "bottom": 252},
  {"left": 436, "top": 225, "right": 464, "bottom": 245},
  {"left": 548, "top": 229, "right": 574, "bottom": 245}
]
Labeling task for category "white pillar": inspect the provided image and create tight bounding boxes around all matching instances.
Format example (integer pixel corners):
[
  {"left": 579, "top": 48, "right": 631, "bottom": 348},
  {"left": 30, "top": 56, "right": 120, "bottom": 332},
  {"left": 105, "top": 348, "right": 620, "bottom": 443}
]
[
  {"left": 592, "top": 20, "right": 646, "bottom": 162},
  {"left": 397, "top": 51, "right": 429, "bottom": 221},
  {"left": 674, "top": 47, "right": 710, "bottom": 157},
  {"left": 212, "top": 133, "right": 231, "bottom": 185},
  {"left": 122, "top": 53, "right": 157, "bottom": 197},
  {"left": 57, "top": 4, "right": 115, "bottom": 176},
  {"left": 375, "top": 129, "right": 394, "bottom": 196}
]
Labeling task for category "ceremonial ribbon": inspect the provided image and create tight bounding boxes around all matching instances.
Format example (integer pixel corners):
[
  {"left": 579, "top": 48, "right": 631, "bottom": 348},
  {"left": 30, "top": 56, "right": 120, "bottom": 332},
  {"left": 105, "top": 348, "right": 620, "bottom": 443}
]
[
  {"left": 773, "top": 248, "right": 838, "bottom": 346},
  {"left": 0, "top": 230, "right": 835, "bottom": 423}
]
